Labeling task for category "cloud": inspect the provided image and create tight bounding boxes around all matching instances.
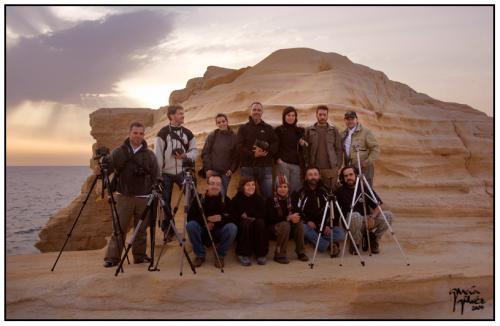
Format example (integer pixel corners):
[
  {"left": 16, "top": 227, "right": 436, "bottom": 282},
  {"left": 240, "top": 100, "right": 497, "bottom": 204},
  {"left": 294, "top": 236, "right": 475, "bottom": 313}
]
[
  {"left": 6, "top": 9, "right": 174, "bottom": 108},
  {"left": 6, "top": 6, "right": 70, "bottom": 38}
]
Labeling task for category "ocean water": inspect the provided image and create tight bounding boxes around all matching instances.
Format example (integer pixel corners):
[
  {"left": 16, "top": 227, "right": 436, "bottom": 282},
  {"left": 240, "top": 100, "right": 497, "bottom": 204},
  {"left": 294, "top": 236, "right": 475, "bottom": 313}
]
[{"left": 6, "top": 166, "right": 91, "bottom": 256}]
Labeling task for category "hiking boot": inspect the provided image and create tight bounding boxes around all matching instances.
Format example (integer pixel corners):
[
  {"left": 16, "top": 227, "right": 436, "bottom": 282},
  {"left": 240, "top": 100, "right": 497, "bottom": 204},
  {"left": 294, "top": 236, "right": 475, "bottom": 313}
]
[
  {"left": 193, "top": 256, "right": 205, "bottom": 267},
  {"left": 349, "top": 243, "right": 359, "bottom": 255},
  {"left": 214, "top": 257, "right": 224, "bottom": 269},
  {"left": 369, "top": 232, "right": 379, "bottom": 254},
  {"left": 297, "top": 253, "right": 309, "bottom": 262},
  {"left": 238, "top": 255, "right": 252, "bottom": 266},
  {"left": 330, "top": 242, "right": 340, "bottom": 257},
  {"left": 134, "top": 256, "right": 152, "bottom": 264},
  {"left": 256, "top": 256, "right": 267, "bottom": 265},
  {"left": 103, "top": 261, "right": 118, "bottom": 268},
  {"left": 273, "top": 256, "right": 290, "bottom": 264}
]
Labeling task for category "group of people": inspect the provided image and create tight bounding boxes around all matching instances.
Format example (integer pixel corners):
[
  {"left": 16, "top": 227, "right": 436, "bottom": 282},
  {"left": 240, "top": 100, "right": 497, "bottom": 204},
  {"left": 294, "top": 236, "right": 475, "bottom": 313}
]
[{"left": 98, "top": 101, "right": 394, "bottom": 269}]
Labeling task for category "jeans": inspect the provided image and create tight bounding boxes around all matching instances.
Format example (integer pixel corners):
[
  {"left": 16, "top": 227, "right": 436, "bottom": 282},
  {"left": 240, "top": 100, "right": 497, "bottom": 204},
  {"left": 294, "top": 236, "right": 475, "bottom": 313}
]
[
  {"left": 240, "top": 166, "right": 273, "bottom": 199},
  {"left": 303, "top": 222, "right": 345, "bottom": 252},
  {"left": 185, "top": 221, "right": 237, "bottom": 257},
  {"left": 210, "top": 171, "right": 231, "bottom": 198},
  {"left": 276, "top": 161, "right": 302, "bottom": 194},
  {"left": 161, "top": 172, "right": 186, "bottom": 227}
]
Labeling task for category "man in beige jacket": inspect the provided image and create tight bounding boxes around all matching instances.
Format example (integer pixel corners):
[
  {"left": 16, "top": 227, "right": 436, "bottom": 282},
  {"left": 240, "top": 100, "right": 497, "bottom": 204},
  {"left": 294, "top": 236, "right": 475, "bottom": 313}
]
[{"left": 342, "top": 111, "right": 380, "bottom": 186}]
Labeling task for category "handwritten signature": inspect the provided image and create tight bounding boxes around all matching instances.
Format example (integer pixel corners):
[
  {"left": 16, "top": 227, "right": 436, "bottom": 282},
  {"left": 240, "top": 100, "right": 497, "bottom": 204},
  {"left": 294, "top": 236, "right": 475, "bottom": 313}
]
[{"left": 449, "top": 286, "right": 485, "bottom": 315}]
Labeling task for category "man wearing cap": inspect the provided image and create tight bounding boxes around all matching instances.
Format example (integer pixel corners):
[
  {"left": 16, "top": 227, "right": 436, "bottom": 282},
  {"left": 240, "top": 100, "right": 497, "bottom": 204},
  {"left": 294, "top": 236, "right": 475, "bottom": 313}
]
[
  {"left": 303, "top": 105, "right": 343, "bottom": 191},
  {"left": 342, "top": 111, "right": 380, "bottom": 186}
]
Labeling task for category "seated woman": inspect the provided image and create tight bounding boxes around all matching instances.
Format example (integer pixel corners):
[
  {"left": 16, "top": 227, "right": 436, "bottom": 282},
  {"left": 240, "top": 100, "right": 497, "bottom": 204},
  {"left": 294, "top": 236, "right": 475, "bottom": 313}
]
[
  {"left": 230, "top": 176, "right": 268, "bottom": 266},
  {"left": 266, "top": 174, "right": 309, "bottom": 264}
]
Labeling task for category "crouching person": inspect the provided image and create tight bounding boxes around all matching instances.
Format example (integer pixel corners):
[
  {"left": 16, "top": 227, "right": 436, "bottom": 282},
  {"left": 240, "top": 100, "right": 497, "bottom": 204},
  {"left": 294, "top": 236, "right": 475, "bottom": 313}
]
[
  {"left": 266, "top": 174, "right": 309, "bottom": 264},
  {"left": 293, "top": 167, "right": 345, "bottom": 256},
  {"left": 335, "top": 166, "right": 393, "bottom": 254},
  {"left": 186, "top": 175, "right": 237, "bottom": 268}
]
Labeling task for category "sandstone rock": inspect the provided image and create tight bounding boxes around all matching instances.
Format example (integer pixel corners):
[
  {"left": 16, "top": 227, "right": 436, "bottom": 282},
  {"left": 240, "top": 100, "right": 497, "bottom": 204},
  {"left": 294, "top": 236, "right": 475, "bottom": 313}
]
[
  {"left": 35, "top": 108, "right": 156, "bottom": 252},
  {"left": 36, "top": 48, "right": 492, "bottom": 252}
]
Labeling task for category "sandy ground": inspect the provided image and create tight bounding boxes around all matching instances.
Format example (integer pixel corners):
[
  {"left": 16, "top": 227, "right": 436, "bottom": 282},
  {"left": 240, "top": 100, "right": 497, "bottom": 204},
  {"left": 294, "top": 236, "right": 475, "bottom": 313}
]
[{"left": 6, "top": 216, "right": 493, "bottom": 319}]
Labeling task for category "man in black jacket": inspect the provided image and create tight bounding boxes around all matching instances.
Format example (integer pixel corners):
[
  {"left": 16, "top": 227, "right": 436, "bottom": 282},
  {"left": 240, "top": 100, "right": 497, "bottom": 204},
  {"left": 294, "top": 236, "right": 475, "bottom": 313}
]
[
  {"left": 185, "top": 175, "right": 237, "bottom": 268},
  {"left": 292, "top": 167, "right": 345, "bottom": 256},
  {"left": 95, "top": 122, "right": 159, "bottom": 268},
  {"left": 236, "top": 101, "right": 278, "bottom": 199},
  {"left": 335, "top": 166, "right": 393, "bottom": 254}
]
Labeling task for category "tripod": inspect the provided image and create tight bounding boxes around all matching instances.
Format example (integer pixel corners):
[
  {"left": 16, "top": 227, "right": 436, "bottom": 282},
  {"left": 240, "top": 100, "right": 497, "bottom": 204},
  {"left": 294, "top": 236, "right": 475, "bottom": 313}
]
[
  {"left": 148, "top": 182, "right": 197, "bottom": 275},
  {"left": 154, "top": 169, "right": 224, "bottom": 275},
  {"left": 308, "top": 191, "right": 365, "bottom": 269},
  {"left": 339, "top": 146, "right": 410, "bottom": 266},
  {"left": 51, "top": 158, "right": 129, "bottom": 272},
  {"left": 115, "top": 183, "right": 175, "bottom": 276}
]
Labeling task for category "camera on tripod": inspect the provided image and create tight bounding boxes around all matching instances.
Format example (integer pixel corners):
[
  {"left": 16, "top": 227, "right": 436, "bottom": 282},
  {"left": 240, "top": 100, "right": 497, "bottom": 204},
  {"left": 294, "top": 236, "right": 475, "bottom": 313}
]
[
  {"left": 182, "top": 157, "right": 195, "bottom": 172},
  {"left": 93, "top": 146, "right": 111, "bottom": 170},
  {"left": 253, "top": 139, "right": 270, "bottom": 151}
]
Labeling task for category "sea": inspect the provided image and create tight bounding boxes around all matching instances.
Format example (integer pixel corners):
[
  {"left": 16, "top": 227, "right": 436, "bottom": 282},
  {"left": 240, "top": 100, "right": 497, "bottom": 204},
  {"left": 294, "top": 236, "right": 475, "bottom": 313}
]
[{"left": 6, "top": 166, "right": 92, "bottom": 256}]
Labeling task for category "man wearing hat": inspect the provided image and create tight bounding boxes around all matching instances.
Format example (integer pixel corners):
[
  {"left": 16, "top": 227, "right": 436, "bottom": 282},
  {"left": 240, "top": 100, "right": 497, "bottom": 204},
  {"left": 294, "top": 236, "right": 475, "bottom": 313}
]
[
  {"left": 266, "top": 174, "right": 309, "bottom": 264},
  {"left": 342, "top": 111, "right": 380, "bottom": 186}
]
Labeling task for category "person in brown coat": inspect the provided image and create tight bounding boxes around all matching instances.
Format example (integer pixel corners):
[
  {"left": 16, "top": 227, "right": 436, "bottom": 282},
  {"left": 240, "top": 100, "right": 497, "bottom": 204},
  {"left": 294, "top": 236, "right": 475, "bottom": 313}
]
[{"left": 303, "top": 105, "right": 343, "bottom": 191}]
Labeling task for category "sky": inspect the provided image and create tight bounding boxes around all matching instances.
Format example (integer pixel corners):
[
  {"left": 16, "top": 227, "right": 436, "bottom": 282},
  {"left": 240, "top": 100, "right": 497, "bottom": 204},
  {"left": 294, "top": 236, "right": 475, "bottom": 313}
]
[{"left": 5, "top": 5, "right": 494, "bottom": 166}]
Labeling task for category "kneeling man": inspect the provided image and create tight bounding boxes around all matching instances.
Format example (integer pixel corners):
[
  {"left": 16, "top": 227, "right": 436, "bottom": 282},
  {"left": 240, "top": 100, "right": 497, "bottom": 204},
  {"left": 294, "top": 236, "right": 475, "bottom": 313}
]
[
  {"left": 186, "top": 175, "right": 237, "bottom": 268},
  {"left": 335, "top": 166, "right": 394, "bottom": 254}
]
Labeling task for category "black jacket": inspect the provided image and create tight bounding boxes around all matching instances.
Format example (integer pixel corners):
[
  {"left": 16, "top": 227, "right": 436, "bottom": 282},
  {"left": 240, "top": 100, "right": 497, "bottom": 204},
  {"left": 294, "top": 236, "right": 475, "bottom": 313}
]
[
  {"left": 275, "top": 123, "right": 305, "bottom": 165},
  {"left": 236, "top": 117, "right": 279, "bottom": 167},
  {"left": 291, "top": 181, "right": 338, "bottom": 227},
  {"left": 334, "top": 185, "right": 382, "bottom": 219},
  {"left": 187, "top": 193, "right": 234, "bottom": 231},
  {"left": 109, "top": 138, "right": 159, "bottom": 196},
  {"left": 230, "top": 191, "right": 266, "bottom": 225}
]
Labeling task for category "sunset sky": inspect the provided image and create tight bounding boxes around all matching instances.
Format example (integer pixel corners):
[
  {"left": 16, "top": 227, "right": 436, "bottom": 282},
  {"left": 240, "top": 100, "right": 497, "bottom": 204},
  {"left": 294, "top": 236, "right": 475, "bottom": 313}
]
[{"left": 6, "top": 5, "right": 493, "bottom": 166}]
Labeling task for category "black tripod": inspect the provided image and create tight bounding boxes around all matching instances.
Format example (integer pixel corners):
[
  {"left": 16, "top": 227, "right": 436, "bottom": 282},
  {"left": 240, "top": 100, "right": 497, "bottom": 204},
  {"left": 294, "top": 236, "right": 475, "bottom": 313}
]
[
  {"left": 51, "top": 155, "right": 129, "bottom": 272},
  {"left": 114, "top": 183, "right": 169, "bottom": 276},
  {"left": 154, "top": 169, "right": 224, "bottom": 275},
  {"left": 149, "top": 191, "right": 197, "bottom": 274}
]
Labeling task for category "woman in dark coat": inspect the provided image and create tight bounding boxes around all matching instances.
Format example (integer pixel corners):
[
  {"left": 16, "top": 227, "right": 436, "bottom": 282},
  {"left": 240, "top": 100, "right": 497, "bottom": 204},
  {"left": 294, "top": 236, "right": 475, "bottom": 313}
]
[{"left": 230, "top": 176, "right": 268, "bottom": 266}]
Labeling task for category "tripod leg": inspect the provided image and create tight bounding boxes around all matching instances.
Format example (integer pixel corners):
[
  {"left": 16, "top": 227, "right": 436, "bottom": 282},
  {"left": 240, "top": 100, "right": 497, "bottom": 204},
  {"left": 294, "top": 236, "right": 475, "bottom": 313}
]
[
  {"left": 51, "top": 175, "right": 99, "bottom": 271},
  {"left": 357, "top": 174, "right": 372, "bottom": 256},
  {"left": 115, "top": 197, "right": 154, "bottom": 276},
  {"left": 329, "top": 201, "right": 334, "bottom": 258},
  {"left": 309, "top": 202, "right": 330, "bottom": 269},
  {"left": 148, "top": 199, "right": 158, "bottom": 271},
  {"left": 362, "top": 175, "right": 410, "bottom": 266},
  {"left": 104, "top": 174, "right": 130, "bottom": 266},
  {"left": 191, "top": 189, "right": 224, "bottom": 273}
]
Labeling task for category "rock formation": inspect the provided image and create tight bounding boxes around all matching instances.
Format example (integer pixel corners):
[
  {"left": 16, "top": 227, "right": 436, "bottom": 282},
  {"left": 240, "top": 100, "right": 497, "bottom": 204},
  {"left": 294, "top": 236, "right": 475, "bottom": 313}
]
[{"left": 35, "top": 47, "right": 492, "bottom": 252}]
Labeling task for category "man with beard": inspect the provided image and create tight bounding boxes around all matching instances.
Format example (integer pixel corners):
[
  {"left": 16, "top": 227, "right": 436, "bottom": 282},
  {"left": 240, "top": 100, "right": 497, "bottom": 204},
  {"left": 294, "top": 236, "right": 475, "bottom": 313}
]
[
  {"left": 292, "top": 167, "right": 345, "bottom": 256},
  {"left": 335, "top": 166, "right": 393, "bottom": 254},
  {"left": 303, "top": 105, "right": 343, "bottom": 191}
]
